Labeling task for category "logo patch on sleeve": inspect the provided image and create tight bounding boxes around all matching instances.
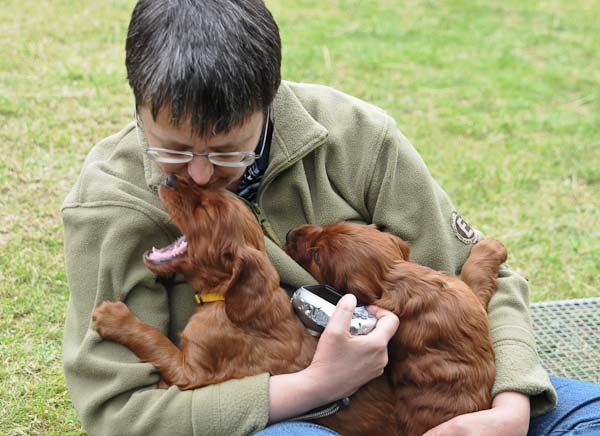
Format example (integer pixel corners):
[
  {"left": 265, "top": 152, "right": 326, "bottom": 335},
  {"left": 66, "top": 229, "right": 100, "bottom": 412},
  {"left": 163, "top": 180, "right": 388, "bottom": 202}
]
[{"left": 451, "top": 212, "right": 478, "bottom": 245}]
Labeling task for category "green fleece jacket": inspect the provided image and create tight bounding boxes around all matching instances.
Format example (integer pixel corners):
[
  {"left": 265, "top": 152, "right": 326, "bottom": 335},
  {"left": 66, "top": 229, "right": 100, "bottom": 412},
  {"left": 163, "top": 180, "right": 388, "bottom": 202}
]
[{"left": 62, "top": 81, "right": 556, "bottom": 436}]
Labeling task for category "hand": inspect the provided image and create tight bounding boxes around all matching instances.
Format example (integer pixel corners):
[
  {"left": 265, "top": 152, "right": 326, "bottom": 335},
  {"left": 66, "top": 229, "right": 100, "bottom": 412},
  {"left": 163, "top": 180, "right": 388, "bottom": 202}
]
[
  {"left": 268, "top": 294, "right": 399, "bottom": 423},
  {"left": 304, "top": 294, "right": 400, "bottom": 403},
  {"left": 421, "top": 391, "right": 530, "bottom": 436}
]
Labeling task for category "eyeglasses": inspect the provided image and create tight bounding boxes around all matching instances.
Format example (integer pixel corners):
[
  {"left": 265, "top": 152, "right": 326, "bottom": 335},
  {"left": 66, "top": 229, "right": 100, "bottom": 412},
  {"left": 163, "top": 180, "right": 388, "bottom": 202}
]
[{"left": 135, "top": 107, "right": 270, "bottom": 168}]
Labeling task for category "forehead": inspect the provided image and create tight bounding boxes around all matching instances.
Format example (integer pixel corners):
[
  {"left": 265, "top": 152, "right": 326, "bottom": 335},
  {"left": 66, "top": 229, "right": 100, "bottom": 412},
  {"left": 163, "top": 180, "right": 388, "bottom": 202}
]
[{"left": 139, "top": 105, "right": 263, "bottom": 149}]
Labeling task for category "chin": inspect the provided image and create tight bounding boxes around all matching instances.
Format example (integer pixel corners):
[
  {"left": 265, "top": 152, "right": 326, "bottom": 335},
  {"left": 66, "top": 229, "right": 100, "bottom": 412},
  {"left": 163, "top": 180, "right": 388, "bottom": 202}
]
[{"left": 225, "top": 179, "right": 240, "bottom": 191}]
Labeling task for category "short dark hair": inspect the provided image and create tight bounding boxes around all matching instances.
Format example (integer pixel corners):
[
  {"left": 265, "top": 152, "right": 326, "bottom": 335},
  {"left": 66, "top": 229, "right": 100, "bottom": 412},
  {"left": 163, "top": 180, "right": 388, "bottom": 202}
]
[{"left": 126, "top": 0, "right": 281, "bottom": 136}]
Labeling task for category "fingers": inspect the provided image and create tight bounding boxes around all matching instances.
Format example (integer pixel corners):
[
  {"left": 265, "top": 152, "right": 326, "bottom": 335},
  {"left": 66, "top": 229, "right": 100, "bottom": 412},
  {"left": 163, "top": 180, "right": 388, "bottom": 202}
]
[
  {"left": 325, "top": 296, "right": 399, "bottom": 340},
  {"left": 366, "top": 304, "right": 399, "bottom": 341},
  {"left": 324, "top": 294, "right": 357, "bottom": 336},
  {"left": 310, "top": 295, "right": 397, "bottom": 398},
  {"left": 365, "top": 304, "right": 386, "bottom": 318}
]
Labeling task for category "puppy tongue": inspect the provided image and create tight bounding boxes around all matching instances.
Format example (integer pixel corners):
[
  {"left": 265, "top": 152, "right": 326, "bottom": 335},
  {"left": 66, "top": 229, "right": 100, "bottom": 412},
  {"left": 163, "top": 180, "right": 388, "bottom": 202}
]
[{"left": 147, "top": 236, "right": 188, "bottom": 263}]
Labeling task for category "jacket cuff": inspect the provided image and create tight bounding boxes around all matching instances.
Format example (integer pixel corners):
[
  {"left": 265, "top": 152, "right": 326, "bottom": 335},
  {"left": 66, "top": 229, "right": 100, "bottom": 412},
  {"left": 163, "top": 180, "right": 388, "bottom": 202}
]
[
  {"left": 491, "top": 333, "right": 557, "bottom": 417},
  {"left": 192, "top": 373, "right": 270, "bottom": 436}
]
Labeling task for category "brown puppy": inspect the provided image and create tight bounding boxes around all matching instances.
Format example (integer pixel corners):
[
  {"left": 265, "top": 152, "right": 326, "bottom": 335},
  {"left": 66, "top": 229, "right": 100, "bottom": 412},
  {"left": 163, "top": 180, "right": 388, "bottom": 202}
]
[
  {"left": 93, "top": 175, "right": 315, "bottom": 387},
  {"left": 284, "top": 222, "right": 507, "bottom": 436},
  {"left": 92, "top": 175, "right": 396, "bottom": 435}
]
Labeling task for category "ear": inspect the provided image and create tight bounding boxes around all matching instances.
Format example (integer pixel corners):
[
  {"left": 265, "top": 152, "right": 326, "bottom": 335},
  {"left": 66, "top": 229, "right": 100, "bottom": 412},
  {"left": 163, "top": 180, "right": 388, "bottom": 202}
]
[
  {"left": 310, "top": 248, "right": 321, "bottom": 266},
  {"left": 314, "top": 242, "right": 383, "bottom": 302},
  {"left": 390, "top": 233, "right": 410, "bottom": 260},
  {"left": 225, "top": 248, "right": 276, "bottom": 324}
]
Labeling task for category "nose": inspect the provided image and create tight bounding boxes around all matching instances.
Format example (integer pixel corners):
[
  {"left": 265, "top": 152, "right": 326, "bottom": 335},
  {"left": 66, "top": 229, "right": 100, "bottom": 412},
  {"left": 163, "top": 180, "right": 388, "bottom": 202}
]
[
  {"left": 187, "top": 155, "right": 214, "bottom": 186},
  {"left": 165, "top": 174, "right": 177, "bottom": 187}
]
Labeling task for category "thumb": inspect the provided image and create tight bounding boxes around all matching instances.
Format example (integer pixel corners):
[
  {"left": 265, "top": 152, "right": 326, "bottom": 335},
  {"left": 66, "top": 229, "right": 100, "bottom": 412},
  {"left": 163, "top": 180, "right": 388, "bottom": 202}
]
[{"left": 324, "top": 294, "right": 357, "bottom": 335}]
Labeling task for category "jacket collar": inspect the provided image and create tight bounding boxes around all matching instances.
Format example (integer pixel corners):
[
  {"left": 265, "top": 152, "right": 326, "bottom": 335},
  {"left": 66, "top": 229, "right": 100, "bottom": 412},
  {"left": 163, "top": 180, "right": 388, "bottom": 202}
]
[
  {"left": 143, "top": 145, "right": 165, "bottom": 195},
  {"left": 269, "top": 81, "right": 329, "bottom": 167},
  {"left": 142, "top": 81, "right": 329, "bottom": 193}
]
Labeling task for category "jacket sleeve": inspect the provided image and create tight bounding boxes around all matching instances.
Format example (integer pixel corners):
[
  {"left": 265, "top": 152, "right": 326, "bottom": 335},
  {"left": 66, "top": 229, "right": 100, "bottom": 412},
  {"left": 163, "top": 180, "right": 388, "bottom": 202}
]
[
  {"left": 61, "top": 201, "right": 270, "bottom": 436},
  {"left": 363, "top": 116, "right": 557, "bottom": 417}
]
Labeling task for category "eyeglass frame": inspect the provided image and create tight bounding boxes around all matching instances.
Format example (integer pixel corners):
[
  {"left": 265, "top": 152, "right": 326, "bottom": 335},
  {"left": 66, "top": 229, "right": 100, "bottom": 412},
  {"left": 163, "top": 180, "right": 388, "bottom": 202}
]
[{"left": 135, "top": 106, "right": 271, "bottom": 168}]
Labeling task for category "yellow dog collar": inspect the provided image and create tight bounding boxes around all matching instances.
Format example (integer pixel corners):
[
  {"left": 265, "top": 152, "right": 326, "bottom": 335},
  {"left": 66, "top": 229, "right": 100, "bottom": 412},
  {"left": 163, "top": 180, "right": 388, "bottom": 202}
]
[{"left": 195, "top": 292, "right": 225, "bottom": 305}]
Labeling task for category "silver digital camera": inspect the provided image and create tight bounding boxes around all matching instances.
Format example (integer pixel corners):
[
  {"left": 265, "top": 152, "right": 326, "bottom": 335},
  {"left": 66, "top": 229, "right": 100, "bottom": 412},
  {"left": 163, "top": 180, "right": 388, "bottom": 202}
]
[{"left": 291, "top": 284, "right": 377, "bottom": 336}]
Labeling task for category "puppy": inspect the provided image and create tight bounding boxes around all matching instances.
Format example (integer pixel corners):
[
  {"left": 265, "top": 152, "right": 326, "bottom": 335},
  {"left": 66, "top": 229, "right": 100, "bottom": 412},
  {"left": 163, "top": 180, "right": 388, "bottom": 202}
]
[
  {"left": 284, "top": 222, "right": 508, "bottom": 436},
  {"left": 92, "top": 175, "right": 396, "bottom": 435}
]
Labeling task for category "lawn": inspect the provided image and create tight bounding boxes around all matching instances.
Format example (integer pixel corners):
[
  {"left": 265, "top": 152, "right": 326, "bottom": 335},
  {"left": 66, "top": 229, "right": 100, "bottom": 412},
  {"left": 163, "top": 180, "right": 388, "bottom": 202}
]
[{"left": 0, "top": 0, "right": 598, "bottom": 434}]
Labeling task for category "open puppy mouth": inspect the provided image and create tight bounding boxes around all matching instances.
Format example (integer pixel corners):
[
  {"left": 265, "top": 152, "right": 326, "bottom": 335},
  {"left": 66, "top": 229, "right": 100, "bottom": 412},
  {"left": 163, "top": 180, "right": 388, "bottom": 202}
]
[{"left": 144, "top": 236, "right": 188, "bottom": 265}]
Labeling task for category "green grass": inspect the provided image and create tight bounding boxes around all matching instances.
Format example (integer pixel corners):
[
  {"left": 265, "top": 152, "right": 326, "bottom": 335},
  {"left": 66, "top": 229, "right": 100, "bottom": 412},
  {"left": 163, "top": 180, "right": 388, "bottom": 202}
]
[{"left": 1, "top": 0, "right": 598, "bottom": 433}]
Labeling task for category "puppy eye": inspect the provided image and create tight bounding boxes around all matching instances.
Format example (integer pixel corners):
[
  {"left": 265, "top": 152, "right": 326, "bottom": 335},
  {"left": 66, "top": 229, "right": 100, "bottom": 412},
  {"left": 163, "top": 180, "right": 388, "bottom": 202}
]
[{"left": 310, "top": 248, "right": 320, "bottom": 265}]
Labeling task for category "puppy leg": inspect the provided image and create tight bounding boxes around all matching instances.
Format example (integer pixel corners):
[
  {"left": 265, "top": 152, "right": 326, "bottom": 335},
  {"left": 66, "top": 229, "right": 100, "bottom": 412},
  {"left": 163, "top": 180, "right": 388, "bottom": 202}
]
[
  {"left": 93, "top": 301, "right": 194, "bottom": 387},
  {"left": 460, "top": 239, "right": 508, "bottom": 307}
]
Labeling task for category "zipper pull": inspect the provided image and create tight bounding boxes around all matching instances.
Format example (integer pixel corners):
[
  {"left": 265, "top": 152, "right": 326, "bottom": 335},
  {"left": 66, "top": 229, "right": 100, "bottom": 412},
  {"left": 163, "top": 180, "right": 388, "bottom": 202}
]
[{"left": 247, "top": 202, "right": 282, "bottom": 246}]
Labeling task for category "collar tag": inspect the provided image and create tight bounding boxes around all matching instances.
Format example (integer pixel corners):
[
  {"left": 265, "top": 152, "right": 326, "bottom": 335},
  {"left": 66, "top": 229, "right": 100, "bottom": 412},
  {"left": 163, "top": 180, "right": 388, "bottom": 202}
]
[{"left": 195, "top": 291, "right": 225, "bottom": 305}]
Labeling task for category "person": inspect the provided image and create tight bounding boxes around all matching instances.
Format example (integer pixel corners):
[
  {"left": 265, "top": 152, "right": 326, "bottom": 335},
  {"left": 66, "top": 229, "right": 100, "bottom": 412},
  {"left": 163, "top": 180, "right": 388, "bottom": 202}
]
[{"left": 61, "top": 1, "right": 600, "bottom": 435}]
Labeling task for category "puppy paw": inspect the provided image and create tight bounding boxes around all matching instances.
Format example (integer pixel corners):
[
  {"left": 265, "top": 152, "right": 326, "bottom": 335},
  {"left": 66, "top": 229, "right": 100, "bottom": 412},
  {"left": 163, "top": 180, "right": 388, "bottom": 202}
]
[
  {"left": 92, "top": 301, "right": 135, "bottom": 340},
  {"left": 473, "top": 238, "right": 508, "bottom": 264}
]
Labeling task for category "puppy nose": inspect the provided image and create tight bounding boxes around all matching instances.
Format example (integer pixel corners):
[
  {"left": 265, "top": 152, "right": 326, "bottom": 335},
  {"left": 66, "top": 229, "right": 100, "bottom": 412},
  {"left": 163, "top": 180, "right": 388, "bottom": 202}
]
[
  {"left": 165, "top": 174, "right": 177, "bottom": 187},
  {"left": 285, "top": 229, "right": 294, "bottom": 244}
]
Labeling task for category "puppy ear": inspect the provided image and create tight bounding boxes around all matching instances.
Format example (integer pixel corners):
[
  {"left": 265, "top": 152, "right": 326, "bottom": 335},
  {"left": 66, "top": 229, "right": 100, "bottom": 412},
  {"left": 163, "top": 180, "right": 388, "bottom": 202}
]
[
  {"left": 370, "top": 224, "right": 410, "bottom": 260},
  {"left": 390, "top": 234, "right": 410, "bottom": 260},
  {"left": 396, "top": 237, "right": 410, "bottom": 260},
  {"left": 225, "top": 248, "right": 276, "bottom": 324}
]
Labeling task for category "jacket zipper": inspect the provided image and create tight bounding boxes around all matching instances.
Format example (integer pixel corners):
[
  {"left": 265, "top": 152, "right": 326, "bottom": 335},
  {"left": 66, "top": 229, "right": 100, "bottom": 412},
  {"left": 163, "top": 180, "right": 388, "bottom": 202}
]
[
  {"left": 247, "top": 129, "right": 328, "bottom": 247},
  {"left": 243, "top": 200, "right": 282, "bottom": 247}
]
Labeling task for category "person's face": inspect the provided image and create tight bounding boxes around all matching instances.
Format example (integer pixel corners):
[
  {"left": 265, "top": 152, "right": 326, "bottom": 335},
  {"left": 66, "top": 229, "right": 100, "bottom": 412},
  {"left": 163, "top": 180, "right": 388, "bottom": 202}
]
[{"left": 138, "top": 106, "right": 266, "bottom": 190}]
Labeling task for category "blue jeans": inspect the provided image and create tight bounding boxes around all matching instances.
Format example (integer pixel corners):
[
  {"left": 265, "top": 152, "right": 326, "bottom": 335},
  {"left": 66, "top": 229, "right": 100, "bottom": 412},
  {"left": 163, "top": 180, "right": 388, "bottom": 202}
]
[
  {"left": 255, "top": 421, "right": 339, "bottom": 436},
  {"left": 256, "top": 377, "right": 600, "bottom": 435},
  {"left": 528, "top": 376, "right": 600, "bottom": 436}
]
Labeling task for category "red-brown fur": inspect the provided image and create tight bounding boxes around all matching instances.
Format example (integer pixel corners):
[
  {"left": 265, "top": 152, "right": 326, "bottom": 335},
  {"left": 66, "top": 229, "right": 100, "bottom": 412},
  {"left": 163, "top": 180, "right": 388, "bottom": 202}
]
[
  {"left": 92, "top": 175, "right": 396, "bottom": 435},
  {"left": 284, "top": 222, "right": 508, "bottom": 436}
]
